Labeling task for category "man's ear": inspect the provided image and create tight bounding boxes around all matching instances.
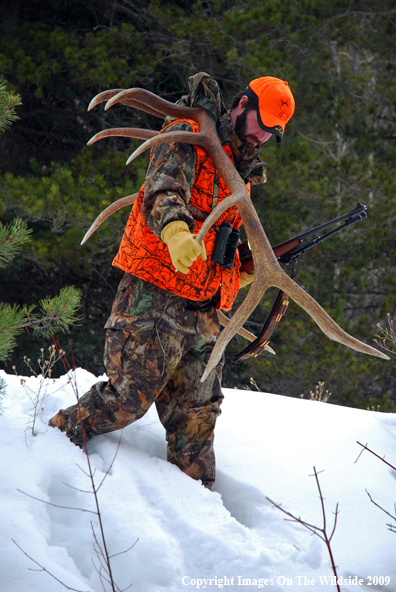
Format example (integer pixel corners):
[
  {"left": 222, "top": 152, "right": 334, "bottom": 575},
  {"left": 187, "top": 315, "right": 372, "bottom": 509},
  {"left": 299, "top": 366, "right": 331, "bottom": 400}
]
[
  {"left": 231, "top": 94, "right": 248, "bottom": 125},
  {"left": 230, "top": 94, "right": 249, "bottom": 127},
  {"left": 238, "top": 95, "right": 249, "bottom": 110}
]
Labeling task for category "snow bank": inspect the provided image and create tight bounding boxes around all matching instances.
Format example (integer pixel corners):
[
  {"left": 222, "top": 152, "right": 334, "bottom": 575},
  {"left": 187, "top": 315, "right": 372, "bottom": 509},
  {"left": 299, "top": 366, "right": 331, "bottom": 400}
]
[{"left": 1, "top": 368, "right": 395, "bottom": 592}]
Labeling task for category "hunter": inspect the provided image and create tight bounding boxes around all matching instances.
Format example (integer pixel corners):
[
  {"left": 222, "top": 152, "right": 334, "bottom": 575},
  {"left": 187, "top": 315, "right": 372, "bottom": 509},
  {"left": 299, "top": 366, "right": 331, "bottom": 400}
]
[{"left": 49, "top": 72, "right": 295, "bottom": 488}]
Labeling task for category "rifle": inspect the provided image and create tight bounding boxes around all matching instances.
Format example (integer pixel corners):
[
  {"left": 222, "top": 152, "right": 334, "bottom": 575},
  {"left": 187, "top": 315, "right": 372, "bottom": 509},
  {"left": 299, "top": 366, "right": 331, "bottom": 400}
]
[{"left": 233, "top": 202, "right": 367, "bottom": 362}]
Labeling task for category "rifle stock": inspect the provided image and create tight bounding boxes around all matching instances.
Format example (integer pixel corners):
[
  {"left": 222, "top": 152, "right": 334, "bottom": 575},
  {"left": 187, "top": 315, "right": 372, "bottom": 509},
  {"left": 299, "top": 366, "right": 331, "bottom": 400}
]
[{"left": 238, "top": 238, "right": 302, "bottom": 274}]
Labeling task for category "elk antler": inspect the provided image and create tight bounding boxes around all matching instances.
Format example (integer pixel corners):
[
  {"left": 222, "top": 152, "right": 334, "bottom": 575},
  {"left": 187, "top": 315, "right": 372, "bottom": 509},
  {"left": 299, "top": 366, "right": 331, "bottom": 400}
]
[
  {"left": 86, "top": 87, "right": 389, "bottom": 381},
  {"left": 81, "top": 193, "right": 139, "bottom": 245},
  {"left": 88, "top": 89, "right": 166, "bottom": 119}
]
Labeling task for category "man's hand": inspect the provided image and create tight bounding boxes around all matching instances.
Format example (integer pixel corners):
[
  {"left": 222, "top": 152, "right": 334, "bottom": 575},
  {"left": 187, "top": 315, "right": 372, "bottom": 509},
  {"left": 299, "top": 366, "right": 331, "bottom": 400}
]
[
  {"left": 239, "top": 270, "right": 254, "bottom": 288},
  {"left": 161, "top": 221, "right": 206, "bottom": 274}
]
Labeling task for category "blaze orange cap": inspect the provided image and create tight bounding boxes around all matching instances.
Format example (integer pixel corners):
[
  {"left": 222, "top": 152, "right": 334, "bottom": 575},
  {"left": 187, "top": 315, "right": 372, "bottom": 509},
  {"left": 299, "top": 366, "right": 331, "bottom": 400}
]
[{"left": 245, "top": 77, "right": 295, "bottom": 143}]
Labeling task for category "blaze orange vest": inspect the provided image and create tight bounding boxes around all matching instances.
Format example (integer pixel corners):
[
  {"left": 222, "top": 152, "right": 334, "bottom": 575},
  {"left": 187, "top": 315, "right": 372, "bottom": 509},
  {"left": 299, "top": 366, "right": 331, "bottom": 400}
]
[{"left": 112, "top": 120, "right": 242, "bottom": 311}]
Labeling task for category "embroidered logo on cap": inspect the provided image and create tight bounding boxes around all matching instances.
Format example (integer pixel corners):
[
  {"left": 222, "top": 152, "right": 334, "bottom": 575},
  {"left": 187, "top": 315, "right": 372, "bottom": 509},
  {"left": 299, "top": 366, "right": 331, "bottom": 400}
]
[{"left": 278, "top": 97, "right": 292, "bottom": 122}]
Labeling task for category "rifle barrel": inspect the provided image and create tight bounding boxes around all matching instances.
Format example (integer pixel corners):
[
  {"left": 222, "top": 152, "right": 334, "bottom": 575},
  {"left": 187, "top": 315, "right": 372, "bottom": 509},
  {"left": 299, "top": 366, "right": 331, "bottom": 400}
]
[
  {"left": 238, "top": 202, "right": 368, "bottom": 273},
  {"left": 279, "top": 209, "right": 367, "bottom": 263},
  {"left": 274, "top": 202, "right": 367, "bottom": 250}
]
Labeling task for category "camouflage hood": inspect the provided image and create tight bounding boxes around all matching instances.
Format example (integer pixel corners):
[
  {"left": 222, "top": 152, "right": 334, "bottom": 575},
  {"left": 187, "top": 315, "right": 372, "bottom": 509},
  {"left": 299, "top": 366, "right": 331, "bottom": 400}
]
[
  {"left": 165, "top": 72, "right": 266, "bottom": 184},
  {"left": 172, "top": 71, "right": 228, "bottom": 123}
]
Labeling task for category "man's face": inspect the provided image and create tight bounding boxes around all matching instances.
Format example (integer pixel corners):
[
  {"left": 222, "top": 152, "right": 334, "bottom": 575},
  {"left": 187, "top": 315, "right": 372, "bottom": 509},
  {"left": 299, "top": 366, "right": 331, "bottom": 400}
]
[{"left": 234, "top": 106, "right": 273, "bottom": 147}]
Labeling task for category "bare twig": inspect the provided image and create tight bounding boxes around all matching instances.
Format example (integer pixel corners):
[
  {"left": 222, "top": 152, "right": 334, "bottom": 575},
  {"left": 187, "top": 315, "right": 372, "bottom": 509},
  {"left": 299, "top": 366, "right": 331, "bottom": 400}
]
[
  {"left": 54, "top": 340, "right": 118, "bottom": 591},
  {"left": 300, "top": 381, "right": 332, "bottom": 402},
  {"left": 11, "top": 539, "right": 90, "bottom": 592},
  {"left": 354, "top": 442, "right": 367, "bottom": 464},
  {"left": 267, "top": 467, "right": 340, "bottom": 592},
  {"left": 13, "top": 344, "right": 67, "bottom": 438},
  {"left": 356, "top": 442, "right": 396, "bottom": 533},
  {"left": 62, "top": 481, "right": 96, "bottom": 495},
  {"left": 109, "top": 539, "right": 139, "bottom": 559},
  {"left": 95, "top": 421, "right": 125, "bottom": 493},
  {"left": 17, "top": 488, "right": 96, "bottom": 514},
  {"left": 374, "top": 313, "right": 396, "bottom": 355},
  {"left": 366, "top": 489, "right": 396, "bottom": 524},
  {"left": 356, "top": 441, "right": 396, "bottom": 471}
]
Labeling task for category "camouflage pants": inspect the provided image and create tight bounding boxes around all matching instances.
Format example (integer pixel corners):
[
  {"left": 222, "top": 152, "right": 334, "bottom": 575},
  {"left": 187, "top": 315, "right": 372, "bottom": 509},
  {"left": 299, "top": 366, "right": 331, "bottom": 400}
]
[{"left": 49, "top": 274, "right": 224, "bottom": 488}]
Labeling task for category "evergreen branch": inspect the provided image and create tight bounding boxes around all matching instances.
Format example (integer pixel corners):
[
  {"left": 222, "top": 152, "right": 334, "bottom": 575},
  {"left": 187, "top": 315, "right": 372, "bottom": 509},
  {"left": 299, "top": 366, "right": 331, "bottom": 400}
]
[
  {"left": 36, "top": 286, "right": 83, "bottom": 335},
  {"left": 0, "top": 287, "right": 82, "bottom": 362},
  {"left": 0, "top": 219, "right": 32, "bottom": 269},
  {"left": 0, "top": 303, "right": 31, "bottom": 361},
  {"left": 0, "top": 80, "right": 22, "bottom": 134}
]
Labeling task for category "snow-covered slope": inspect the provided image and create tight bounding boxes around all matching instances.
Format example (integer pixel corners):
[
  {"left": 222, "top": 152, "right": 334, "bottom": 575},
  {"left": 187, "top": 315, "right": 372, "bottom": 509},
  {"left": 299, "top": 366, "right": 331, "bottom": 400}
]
[{"left": 1, "top": 368, "right": 395, "bottom": 592}]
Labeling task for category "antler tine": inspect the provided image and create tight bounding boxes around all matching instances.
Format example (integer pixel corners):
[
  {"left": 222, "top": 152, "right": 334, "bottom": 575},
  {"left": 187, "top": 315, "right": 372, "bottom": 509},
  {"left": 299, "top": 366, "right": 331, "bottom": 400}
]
[
  {"left": 87, "top": 128, "right": 158, "bottom": 146},
  {"left": 88, "top": 89, "right": 124, "bottom": 111},
  {"left": 108, "top": 97, "right": 166, "bottom": 119},
  {"left": 88, "top": 88, "right": 166, "bottom": 119},
  {"left": 279, "top": 273, "right": 390, "bottom": 358},
  {"left": 105, "top": 88, "right": 206, "bottom": 120},
  {"left": 80, "top": 193, "right": 138, "bottom": 245}
]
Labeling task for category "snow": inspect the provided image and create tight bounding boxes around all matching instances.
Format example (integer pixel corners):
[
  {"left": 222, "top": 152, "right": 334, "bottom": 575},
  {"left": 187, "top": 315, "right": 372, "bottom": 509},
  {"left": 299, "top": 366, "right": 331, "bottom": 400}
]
[{"left": 1, "top": 367, "right": 396, "bottom": 592}]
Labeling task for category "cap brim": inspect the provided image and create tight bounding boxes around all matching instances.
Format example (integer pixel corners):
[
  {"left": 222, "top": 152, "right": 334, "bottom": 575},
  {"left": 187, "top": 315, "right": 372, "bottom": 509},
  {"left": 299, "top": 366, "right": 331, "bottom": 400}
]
[{"left": 256, "top": 118, "right": 283, "bottom": 143}]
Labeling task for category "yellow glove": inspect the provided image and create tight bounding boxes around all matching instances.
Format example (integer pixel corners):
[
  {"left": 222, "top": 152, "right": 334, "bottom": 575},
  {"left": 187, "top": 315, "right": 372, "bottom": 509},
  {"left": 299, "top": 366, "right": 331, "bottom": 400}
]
[
  {"left": 239, "top": 271, "right": 254, "bottom": 288},
  {"left": 161, "top": 221, "right": 206, "bottom": 274}
]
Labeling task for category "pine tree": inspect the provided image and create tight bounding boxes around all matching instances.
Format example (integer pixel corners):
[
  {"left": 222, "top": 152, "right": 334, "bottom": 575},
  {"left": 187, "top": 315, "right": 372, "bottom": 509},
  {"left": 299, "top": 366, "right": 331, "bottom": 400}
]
[{"left": 0, "top": 82, "right": 82, "bottom": 363}]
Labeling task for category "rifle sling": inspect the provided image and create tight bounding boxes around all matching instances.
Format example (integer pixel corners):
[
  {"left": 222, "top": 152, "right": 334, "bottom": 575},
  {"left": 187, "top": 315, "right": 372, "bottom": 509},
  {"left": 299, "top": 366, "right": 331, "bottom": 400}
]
[{"left": 233, "top": 290, "right": 289, "bottom": 362}]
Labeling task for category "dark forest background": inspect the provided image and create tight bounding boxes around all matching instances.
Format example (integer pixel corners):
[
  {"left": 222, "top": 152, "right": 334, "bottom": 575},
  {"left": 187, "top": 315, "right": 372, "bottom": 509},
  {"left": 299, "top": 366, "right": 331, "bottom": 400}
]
[{"left": 1, "top": 0, "right": 395, "bottom": 410}]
